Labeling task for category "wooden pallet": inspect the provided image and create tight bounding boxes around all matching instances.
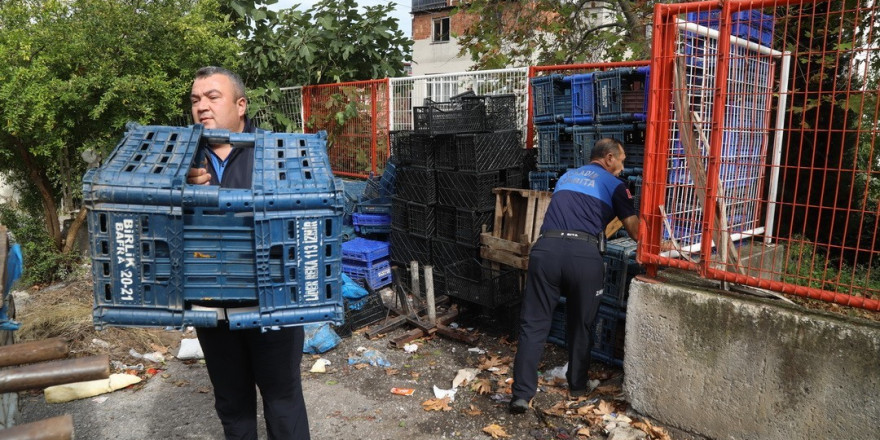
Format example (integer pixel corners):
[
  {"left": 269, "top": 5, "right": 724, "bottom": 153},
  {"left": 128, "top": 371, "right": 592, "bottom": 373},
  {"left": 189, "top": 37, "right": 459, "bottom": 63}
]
[{"left": 479, "top": 187, "right": 624, "bottom": 270}]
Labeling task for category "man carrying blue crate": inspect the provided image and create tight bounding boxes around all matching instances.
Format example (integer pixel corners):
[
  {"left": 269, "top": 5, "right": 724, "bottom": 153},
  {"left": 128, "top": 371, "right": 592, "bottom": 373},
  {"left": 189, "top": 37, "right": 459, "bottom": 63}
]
[
  {"left": 510, "top": 138, "right": 640, "bottom": 414},
  {"left": 187, "top": 66, "right": 310, "bottom": 439}
]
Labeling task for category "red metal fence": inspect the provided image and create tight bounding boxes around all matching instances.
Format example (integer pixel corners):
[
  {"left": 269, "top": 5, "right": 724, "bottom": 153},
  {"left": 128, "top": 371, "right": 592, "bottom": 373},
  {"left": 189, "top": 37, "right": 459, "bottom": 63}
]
[
  {"left": 640, "top": 0, "right": 880, "bottom": 311},
  {"left": 302, "top": 79, "right": 390, "bottom": 178}
]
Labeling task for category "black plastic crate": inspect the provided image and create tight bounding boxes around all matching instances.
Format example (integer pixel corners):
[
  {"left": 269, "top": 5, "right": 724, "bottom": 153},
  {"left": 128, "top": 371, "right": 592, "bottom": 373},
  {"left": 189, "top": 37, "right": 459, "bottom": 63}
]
[
  {"left": 336, "top": 291, "right": 388, "bottom": 338},
  {"left": 602, "top": 237, "right": 640, "bottom": 307},
  {"left": 454, "top": 130, "right": 522, "bottom": 172},
  {"left": 394, "top": 167, "right": 436, "bottom": 204},
  {"left": 400, "top": 132, "right": 442, "bottom": 169},
  {"left": 432, "top": 135, "right": 458, "bottom": 171},
  {"left": 434, "top": 205, "right": 457, "bottom": 242},
  {"left": 592, "top": 305, "right": 627, "bottom": 367},
  {"left": 407, "top": 202, "right": 436, "bottom": 239},
  {"left": 484, "top": 94, "right": 518, "bottom": 131},
  {"left": 627, "top": 175, "right": 642, "bottom": 213},
  {"left": 455, "top": 208, "right": 494, "bottom": 246},
  {"left": 390, "top": 130, "right": 411, "bottom": 161},
  {"left": 413, "top": 99, "right": 488, "bottom": 135},
  {"left": 390, "top": 230, "right": 431, "bottom": 266},
  {"left": 436, "top": 168, "right": 521, "bottom": 210},
  {"left": 391, "top": 197, "right": 409, "bottom": 232},
  {"left": 445, "top": 259, "right": 523, "bottom": 308},
  {"left": 431, "top": 238, "right": 479, "bottom": 268}
]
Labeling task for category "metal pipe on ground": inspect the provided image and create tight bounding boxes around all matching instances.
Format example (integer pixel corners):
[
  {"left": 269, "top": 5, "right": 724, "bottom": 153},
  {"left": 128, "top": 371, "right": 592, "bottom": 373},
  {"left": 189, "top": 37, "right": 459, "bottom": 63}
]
[
  {"left": 0, "top": 338, "right": 69, "bottom": 368},
  {"left": 0, "top": 414, "right": 74, "bottom": 440},
  {"left": 0, "top": 355, "right": 110, "bottom": 394}
]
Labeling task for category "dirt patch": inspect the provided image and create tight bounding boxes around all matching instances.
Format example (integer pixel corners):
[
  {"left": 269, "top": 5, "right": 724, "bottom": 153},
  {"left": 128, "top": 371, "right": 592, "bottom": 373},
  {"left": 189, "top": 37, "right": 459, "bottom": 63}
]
[{"left": 11, "top": 273, "right": 704, "bottom": 440}]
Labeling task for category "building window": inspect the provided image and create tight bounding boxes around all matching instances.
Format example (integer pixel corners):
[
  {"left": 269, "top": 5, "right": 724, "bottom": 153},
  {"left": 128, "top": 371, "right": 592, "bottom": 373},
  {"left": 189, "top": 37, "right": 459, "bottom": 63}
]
[{"left": 433, "top": 17, "right": 450, "bottom": 43}]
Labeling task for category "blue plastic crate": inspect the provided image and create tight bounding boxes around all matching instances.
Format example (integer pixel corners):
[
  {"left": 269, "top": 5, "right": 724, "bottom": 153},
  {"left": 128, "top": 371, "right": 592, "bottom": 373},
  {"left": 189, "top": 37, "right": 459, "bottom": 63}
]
[
  {"left": 594, "top": 67, "right": 650, "bottom": 123},
  {"left": 566, "top": 73, "right": 596, "bottom": 124},
  {"left": 627, "top": 175, "right": 643, "bottom": 214},
  {"left": 602, "top": 237, "right": 641, "bottom": 307},
  {"left": 536, "top": 123, "right": 579, "bottom": 170},
  {"left": 342, "top": 237, "right": 389, "bottom": 264},
  {"left": 356, "top": 196, "right": 392, "bottom": 215},
  {"left": 352, "top": 213, "right": 391, "bottom": 228},
  {"left": 528, "top": 171, "right": 558, "bottom": 191},
  {"left": 342, "top": 258, "right": 393, "bottom": 290},
  {"left": 687, "top": 9, "right": 775, "bottom": 47},
  {"left": 83, "top": 124, "right": 345, "bottom": 331},
  {"left": 531, "top": 74, "right": 572, "bottom": 124},
  {"left": 566, "top": 125, "right": 600, "bottom": 163}
]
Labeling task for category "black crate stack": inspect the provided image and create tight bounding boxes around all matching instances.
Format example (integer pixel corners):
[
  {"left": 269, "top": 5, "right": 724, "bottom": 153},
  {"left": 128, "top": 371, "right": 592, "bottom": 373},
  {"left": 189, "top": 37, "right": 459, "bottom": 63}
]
[
  {"left": 531, "top": 68, "right": 649, "bottom": 366},
  {"left": 391, "top": 94, "right": 523, "bottom": 300}
]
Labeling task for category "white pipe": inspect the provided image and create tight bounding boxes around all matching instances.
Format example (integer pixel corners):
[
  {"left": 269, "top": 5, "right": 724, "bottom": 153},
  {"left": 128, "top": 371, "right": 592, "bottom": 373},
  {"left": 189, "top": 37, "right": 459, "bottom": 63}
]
[
  {"left": 660, "top": 227, "right": 765, "bottom": 258},
  {"left": 676, "top": 22, "right": 783, "bottom": 57},
  {"left": 764, "top": 52, "right": 793, "bottom": 244},
  {"left": 424, "top": 266, "right": 436, "bottom": 325}
]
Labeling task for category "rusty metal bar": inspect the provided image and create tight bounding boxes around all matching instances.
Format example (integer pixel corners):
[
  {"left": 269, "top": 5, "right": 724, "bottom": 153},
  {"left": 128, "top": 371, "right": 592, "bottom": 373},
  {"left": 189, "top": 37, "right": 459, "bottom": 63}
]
[
  {"left": 0, "top": 415, "right": 73, "bottom": 440},
  {"left": 0, "top": 355, "right": 109, "bottom": 394},
  {"left": 0, "top": 338, "right": 69, "bottom": 368}
]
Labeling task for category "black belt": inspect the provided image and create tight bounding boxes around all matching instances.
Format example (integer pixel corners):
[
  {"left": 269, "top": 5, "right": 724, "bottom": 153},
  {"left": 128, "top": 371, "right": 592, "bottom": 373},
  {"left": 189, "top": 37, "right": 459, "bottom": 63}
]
[{"left": 540, "top": 230, "right": 599, "bottom": 244}]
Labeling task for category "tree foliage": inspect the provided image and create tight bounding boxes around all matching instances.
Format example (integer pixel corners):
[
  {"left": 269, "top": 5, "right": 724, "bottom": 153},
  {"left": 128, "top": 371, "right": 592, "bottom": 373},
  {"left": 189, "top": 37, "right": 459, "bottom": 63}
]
[
  {"left": 0, "top": 0, "right": 240, "bottom": 278},
  {"left": 455, "top": 0, "right": 653, "bottom": 69},
  {"left": 238, "top": 0, "right": 413, "bottom": 87}
]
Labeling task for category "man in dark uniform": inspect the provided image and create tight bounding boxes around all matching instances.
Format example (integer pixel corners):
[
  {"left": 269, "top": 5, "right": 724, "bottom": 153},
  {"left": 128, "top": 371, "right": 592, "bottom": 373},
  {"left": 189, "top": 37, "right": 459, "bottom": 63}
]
[
  {"left": 510, "top": 138, "right": 640, "bottom": 414},
  {"left": 186, "top": 66, "right": 310, "bottom": 439}
]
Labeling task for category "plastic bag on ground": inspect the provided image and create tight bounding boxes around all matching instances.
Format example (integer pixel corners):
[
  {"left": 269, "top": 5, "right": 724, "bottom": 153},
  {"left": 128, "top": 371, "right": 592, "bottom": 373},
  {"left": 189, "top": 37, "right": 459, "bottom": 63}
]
[{"left": 303, "top": 323, "right": 341, "bottom": 354}]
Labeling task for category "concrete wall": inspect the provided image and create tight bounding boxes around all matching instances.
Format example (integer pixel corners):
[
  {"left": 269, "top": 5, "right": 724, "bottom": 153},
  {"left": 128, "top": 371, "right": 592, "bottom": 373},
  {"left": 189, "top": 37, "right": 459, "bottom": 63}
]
[{"left": 624, "top": 277, "right": 880, "bottom": 440}]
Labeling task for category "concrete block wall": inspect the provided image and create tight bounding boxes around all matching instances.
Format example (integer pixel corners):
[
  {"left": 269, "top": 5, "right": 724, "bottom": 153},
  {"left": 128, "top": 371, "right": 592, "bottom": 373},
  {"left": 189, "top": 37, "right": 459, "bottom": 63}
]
[{"left": 624, "top": 277, "right": 880, "bottom": 440}]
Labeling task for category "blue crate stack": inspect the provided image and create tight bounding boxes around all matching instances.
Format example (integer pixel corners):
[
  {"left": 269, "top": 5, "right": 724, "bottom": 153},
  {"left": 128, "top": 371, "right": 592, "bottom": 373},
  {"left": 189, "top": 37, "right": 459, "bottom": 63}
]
[
  {"left": 83, "top": 124, "right": 345, "bottom": 331},
  {"left": 392, "top": 93, "right": 525, "bottom": 304},
  {"left": 529, "top": 68, "right": 649, "bottom": 191},
  {"left": 342, "top": 237, "right": 392, "bottom": 290}
]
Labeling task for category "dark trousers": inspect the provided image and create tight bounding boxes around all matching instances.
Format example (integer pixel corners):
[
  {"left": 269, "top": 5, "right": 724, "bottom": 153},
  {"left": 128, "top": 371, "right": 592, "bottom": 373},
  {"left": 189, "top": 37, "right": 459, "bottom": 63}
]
[
  {"left": 512, "top": 236, "right": 604, "bottom": 401},
  {"left": 196, "top": 325, "right": 310, "bottom": 440}
]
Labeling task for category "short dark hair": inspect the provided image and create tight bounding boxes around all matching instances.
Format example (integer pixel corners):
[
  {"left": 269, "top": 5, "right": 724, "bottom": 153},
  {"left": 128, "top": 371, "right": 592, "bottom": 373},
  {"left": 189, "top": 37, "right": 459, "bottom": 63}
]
[
  {"left": 590, "top": 138, "right": 624, "bottom": 161},
  {"left": 194, "top": 66, "right": 247, "bottom": 101}
]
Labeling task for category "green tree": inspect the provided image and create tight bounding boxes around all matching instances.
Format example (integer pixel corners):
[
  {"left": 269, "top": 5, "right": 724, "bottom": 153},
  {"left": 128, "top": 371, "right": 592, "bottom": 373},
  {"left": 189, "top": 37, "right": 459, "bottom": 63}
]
[
  {"left": 0, "top": 0, "right": 240, "bottom": 280},
  {"left": 454, "top": 0, "right": 653, "bottom": 69},
  {"left": 239, "top": 0, "right": 412, "bottom": 86}
]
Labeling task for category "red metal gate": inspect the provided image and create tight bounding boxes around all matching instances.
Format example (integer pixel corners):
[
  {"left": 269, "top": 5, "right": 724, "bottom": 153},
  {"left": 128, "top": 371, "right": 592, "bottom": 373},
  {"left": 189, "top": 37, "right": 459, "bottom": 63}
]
[
  {"left": 302, "top": 79, "right": 390, "bottom": 179},
  {"left": 640, "top": 0, "right": 880, "bottom": 311}
]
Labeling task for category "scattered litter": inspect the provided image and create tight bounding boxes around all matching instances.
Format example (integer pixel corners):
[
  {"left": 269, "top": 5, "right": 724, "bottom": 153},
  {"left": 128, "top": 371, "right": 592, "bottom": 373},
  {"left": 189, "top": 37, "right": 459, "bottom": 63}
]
[
  {"left": 177, "top": 338, "right": 204, "bottom": 360},
  {"left": 111, "top": 361, "right": 144, "bottom": 371},
  {"left": 45, "top": 373, "right": 142, "bottom": 403},
  {"left": 143, "top": 352, "right": 165, "bottom": 364},
  {"left": 310, "top": 358, "right": 331, "bottom": 373},
  {"left": 348, "top": 349, "right": 391, "bottom": 367},
  {"left": 545, "top": 362, "right": 568, "bottom": 381},
  {"left": 448, "top": 322, "right": 459, "bottom": 329},
  {"left": 452, "top": 368, "right": 479, "bottom": 389},
  {"left": 303, "top": 323, "right": 341, "bottom": 354},
  {"left": 128, "top": 349, "right": 144, "bottom": 359},
  {"left": 487, "top": 367, "right": 500, "bottom": 372},
  {"left": 356, "top": 346, "right": 367, "bottom": 352},
  {"left": 467, "top": 347, "right": 486, "bottom": 355},
  {"left": 466, "top": 328, "right": 474, "bottom": 332},
  {"left": 433, "top": 385, "right": 456, "bottom": 402},
  {"left": 91, "top": 396, "right": 109, "bottom": 404},
  {"left": 91, "top": 339, "right": 110, "bottom": 349},
  {"left": 489, "top": 393, "right": 511, "bottom": 403},
  {"left": 403, "top": 343, "right": 419, "bottom": 353},
  {"left": 390, "top": 387, "right": 415, "bottom": 396}
]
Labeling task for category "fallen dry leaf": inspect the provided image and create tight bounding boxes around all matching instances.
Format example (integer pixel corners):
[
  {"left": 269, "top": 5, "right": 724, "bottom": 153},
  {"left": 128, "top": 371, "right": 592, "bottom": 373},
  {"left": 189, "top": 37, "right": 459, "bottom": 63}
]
[
  {"left": 543, "top": 401, "right": 568, "bottom": 417},
  {"left": 482, "top": 424, "right": 511, "bottom": 438},
  {"left": 471, "top": 379, "right": 492, "bottom": 395},
  {"left": 410, "top": 372, "right": 421, "bottom": 380},
  {"left": 477, "top": 355, "right": 512, "bottom": 370},
  {"left": 490, "top": 366, "right": 510, "bottom": 376},
  {"left": 633, "top": 419, "right": 672, "bottom": 440},
  {"left": 353, "top": 363, "right": 368, "bottom": 370},
  {"left": 576, "top": 427, "right": 591, "bottom": 438},
  {"left": 577, "top": 404, "right": 596, "bottom": 416},
  {"left": 385, "top": 368, "right": 399, "bottom": 376},
  {"left": 494, "top": 378, "right": 512, "bottom": 395},
  {"left": 596, "top": 400, "right": 614, "bottom": 416},
  {"left": 421, "top": 397, "right": 452, "bottom": 412},
  {"left": 196, "top": 387, "right": 211, "bottom": 394},
  {"left": 464, "top": 404, "right": 483, "bottom": 416},
  {"left": 149, "top": 343, "right": 168, "bottom": 354},
  {"left": 594, "top": 385, "right": 620, "bottom": 394}
]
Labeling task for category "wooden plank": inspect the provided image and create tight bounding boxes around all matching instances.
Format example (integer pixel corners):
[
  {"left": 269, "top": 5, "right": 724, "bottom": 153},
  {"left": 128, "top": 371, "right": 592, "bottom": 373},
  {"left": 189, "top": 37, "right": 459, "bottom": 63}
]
[
  {"left": 480, "top": 234, "right": 529, "bottom": 254},
  {"left": 480, "top": 247, "right": 529, "bottom": 270},
  {"left": 605, "top": 217, "right": 623, "bottom": 238},
  {"left": 522, "top": 195, "right": 537, "bottom": 244}
]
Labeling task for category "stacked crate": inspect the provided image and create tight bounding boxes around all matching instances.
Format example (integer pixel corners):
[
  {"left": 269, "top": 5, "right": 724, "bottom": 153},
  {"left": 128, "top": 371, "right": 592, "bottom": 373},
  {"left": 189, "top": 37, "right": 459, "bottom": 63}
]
[
  {"left": 83, "top": 124, "right": 345, "bottom": 331},
  {"left": 391, "top": 94, "right": 523, "bottom": 301},
  {"left": 341, "top": 237, "right": 392, "bottom": 290},
  {"left": 529, "top": 68, "right": 649, "bottom": 199}
]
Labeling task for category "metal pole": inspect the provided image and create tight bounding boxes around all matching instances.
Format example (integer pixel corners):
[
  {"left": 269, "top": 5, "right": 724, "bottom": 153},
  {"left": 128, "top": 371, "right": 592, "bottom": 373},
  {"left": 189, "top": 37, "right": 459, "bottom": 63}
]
[
  {"left": 0, "top": 338, "right": 68, "bottom": 368},
  {"left": 0, "top": 355, "right": 109, "bottom": 394},
  {"left": 409, "top": 261, "right": 420, "bottom": 299},
  {"left": 0, "top": 414, "right": 74, "bottom": 440},
  {"left": 765, "top": 52, "right": 793, "bottom": 244}
]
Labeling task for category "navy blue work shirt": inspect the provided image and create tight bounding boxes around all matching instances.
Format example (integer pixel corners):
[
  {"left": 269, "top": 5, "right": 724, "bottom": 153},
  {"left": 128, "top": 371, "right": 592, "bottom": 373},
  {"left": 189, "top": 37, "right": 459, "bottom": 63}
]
[
  {"left": 205, "top": 117, "right": 257, "bottom": 190},
  {"left": 540, "top": 163, "right": 636, "bottom": 237}
]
